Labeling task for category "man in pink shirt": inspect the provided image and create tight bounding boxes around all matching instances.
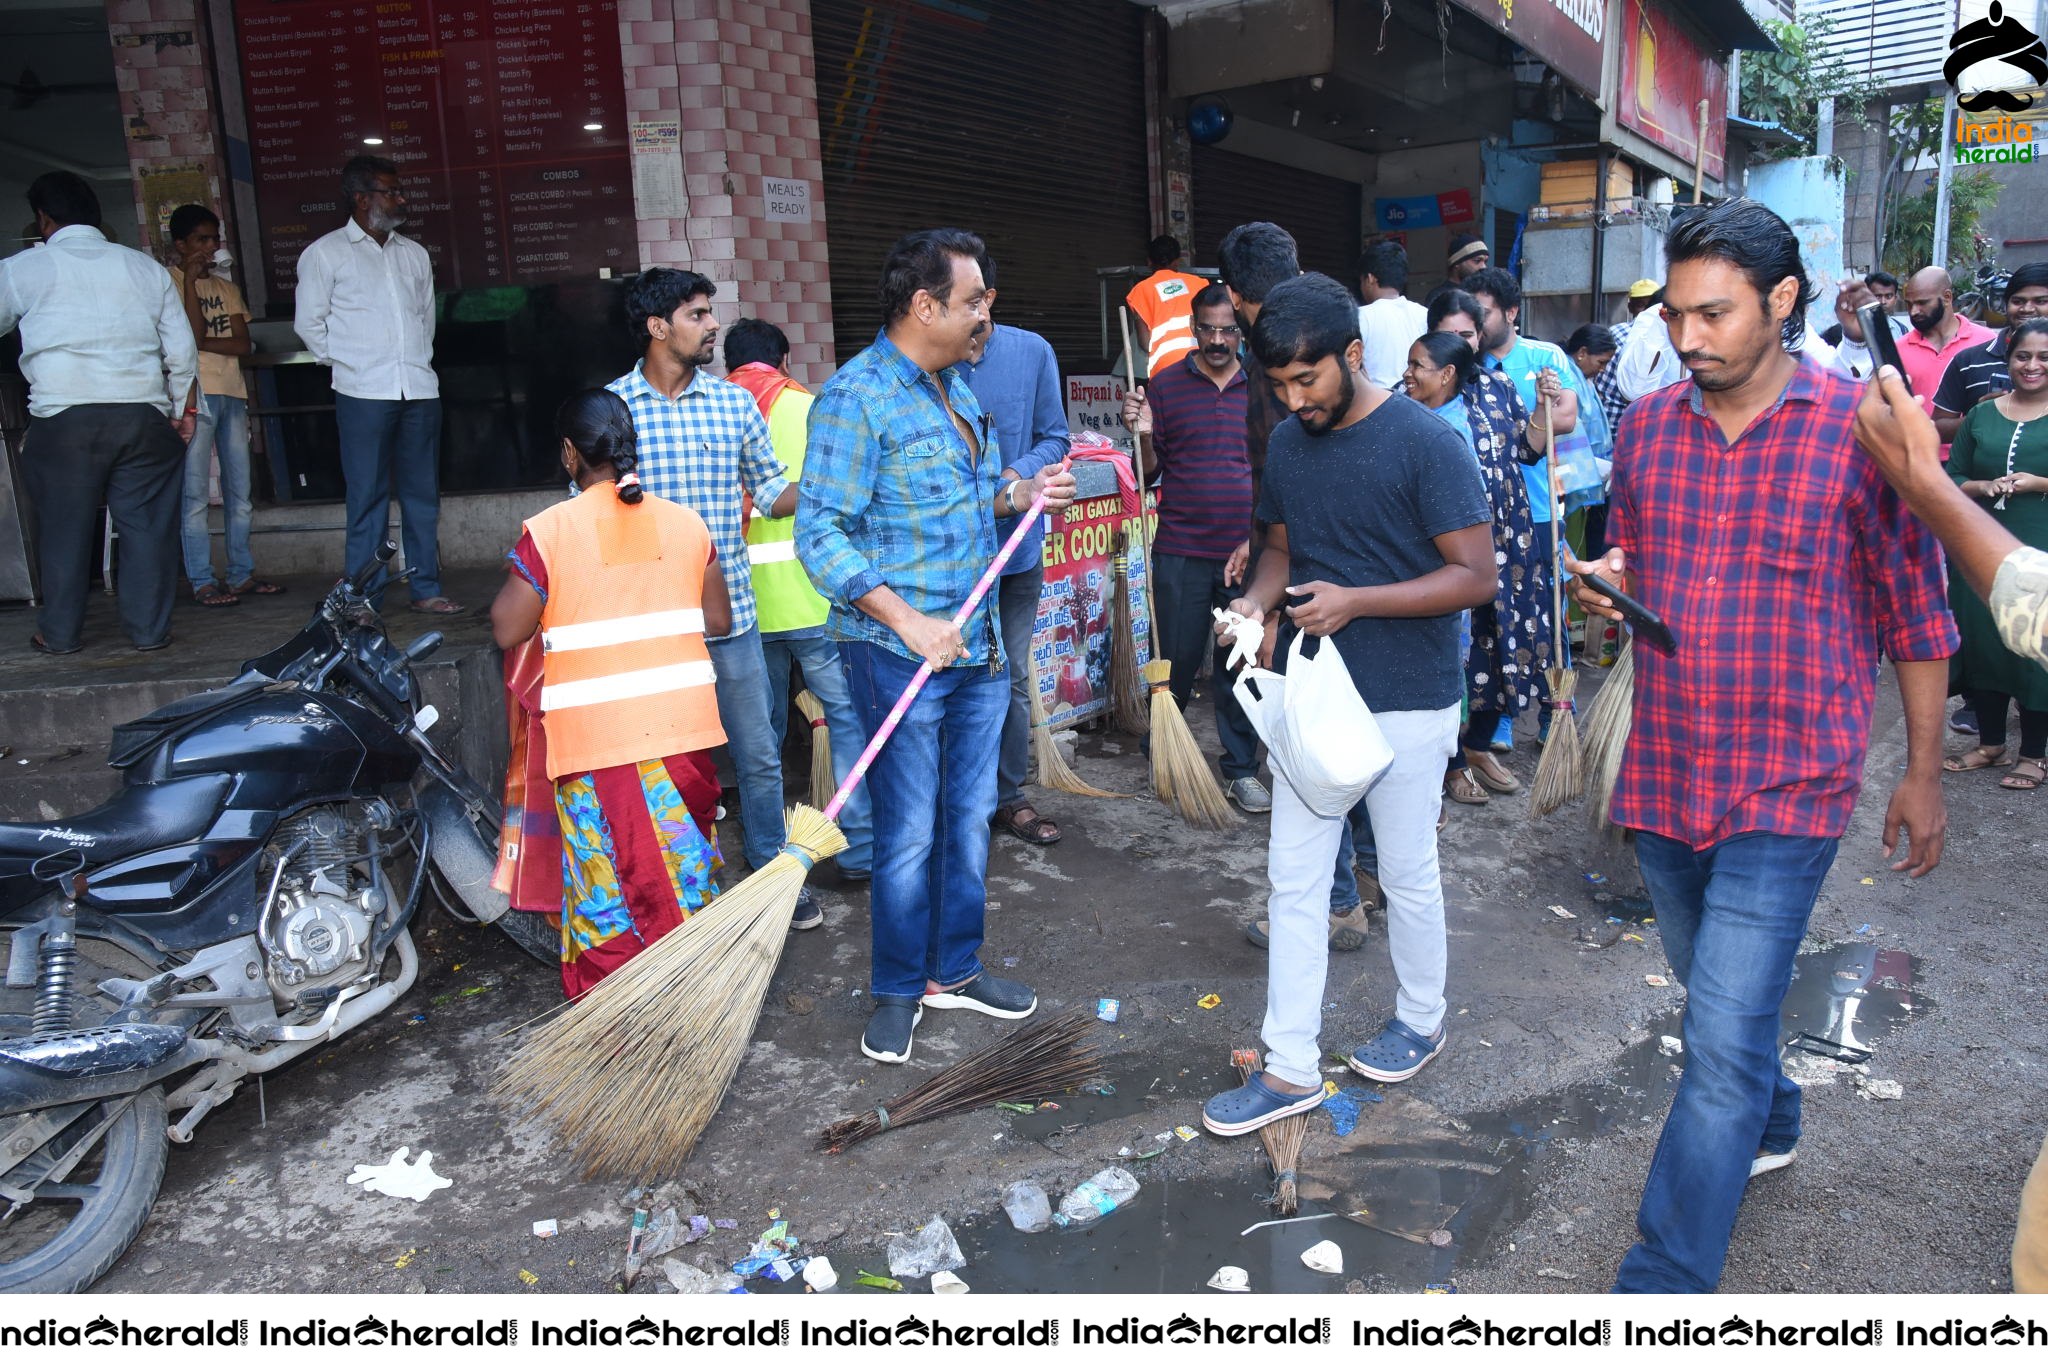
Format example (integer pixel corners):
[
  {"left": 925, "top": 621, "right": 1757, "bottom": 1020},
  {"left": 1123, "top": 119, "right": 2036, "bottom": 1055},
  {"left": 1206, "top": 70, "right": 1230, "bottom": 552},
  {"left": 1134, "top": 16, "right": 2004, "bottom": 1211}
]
[{"left": 1899, "top": 267, "right": 1996, "bottom": 448}]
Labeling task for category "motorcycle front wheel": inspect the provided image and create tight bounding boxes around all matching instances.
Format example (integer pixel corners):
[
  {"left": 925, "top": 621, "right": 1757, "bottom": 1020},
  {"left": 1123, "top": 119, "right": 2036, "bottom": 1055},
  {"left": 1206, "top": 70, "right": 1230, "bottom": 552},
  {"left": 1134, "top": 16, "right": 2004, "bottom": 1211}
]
[{"left": 0, "top": 1086, "right": 169, "bottom": 1293}]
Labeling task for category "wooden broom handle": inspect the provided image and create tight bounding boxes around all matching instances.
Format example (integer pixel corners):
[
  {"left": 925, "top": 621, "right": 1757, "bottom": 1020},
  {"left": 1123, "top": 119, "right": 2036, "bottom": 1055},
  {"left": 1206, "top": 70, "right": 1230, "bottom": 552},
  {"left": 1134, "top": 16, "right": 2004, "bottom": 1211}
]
[
  {"left": 1118, "top": 305, "right": 1165, "bottom": 658},
  {"left": 1544, "top": 388, "right": 1569, "bottom": 670}
]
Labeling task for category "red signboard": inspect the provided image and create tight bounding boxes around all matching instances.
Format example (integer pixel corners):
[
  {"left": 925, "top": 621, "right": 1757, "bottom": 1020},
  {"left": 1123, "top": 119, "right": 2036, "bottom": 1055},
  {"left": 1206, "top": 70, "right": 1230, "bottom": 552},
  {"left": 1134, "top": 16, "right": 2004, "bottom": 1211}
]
[
  {"left": 1451, "top": 0, "right": 1607, "bottom": 103},
  {"left": 1436, "top": 188, "right": 1476, "bottom": 225},
  {"left": 235, "top": 0, "right": 636, "bottom": 303},
  {"left": 1616, "top": 0, "right": 1730, "bottom": 184}
]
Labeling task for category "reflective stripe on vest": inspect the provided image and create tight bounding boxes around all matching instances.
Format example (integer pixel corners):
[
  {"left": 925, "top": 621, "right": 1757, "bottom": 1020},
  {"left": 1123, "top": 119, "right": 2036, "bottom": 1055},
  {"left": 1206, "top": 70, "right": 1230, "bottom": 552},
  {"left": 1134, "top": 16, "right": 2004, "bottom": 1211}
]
[
  {"left": 543, "top": 608, "right": 707, "bottom": 652},
  {"left": 539, "top": 659, "right": 718, "bottom": 711},
  {"left": 747, "top": 541, "right": 799, "bottom": 565},
  {"left": 1147, "top": 314, "right": 1196, "bottom": 373}
]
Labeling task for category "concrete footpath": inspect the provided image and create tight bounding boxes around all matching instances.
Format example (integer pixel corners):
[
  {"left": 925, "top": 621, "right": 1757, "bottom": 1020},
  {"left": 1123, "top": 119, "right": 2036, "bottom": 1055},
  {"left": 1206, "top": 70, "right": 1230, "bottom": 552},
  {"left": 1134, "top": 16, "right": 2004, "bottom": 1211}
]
[{"left": 77, "top": 661, "right": 2040, "bottom": 1296}]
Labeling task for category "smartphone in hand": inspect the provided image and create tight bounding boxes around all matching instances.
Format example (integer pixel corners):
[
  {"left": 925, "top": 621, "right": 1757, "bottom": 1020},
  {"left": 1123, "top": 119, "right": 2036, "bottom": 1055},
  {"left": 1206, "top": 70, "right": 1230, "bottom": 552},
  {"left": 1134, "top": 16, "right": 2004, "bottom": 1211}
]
[
  {"left": 1858, "top": 303, "right": 1909, "bottom": 394},
  {"left": 1581, "top": 571, "right": 1678, "bottom": 655}
]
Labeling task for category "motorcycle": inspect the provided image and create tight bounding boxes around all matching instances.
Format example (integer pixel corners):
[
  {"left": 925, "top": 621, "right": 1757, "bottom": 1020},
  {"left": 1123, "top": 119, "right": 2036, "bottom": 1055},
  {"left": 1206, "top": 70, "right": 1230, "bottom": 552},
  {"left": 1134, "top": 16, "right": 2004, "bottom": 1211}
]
[{"left": 0, "top": 544, "right": 546, "bottom": 1292}]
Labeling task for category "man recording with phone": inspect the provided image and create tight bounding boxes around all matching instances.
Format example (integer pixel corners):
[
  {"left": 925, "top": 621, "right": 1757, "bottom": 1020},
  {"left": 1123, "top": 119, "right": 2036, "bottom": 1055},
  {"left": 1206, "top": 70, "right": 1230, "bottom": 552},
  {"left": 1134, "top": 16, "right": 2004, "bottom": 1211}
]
[{"left": 1562, "top": 200, "right": 1955, "bottom": 1293}]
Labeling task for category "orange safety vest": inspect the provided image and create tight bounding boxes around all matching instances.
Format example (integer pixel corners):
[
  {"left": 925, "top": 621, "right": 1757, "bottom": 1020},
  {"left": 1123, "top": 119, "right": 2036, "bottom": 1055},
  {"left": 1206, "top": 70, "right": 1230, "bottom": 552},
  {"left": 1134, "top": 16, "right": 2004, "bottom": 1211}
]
[
  {"left": 1126, "top": 269, "right": 1208, "bottom": 377},
  {"left": 523, "top": 488, "right": 726, "bottom": 779}
]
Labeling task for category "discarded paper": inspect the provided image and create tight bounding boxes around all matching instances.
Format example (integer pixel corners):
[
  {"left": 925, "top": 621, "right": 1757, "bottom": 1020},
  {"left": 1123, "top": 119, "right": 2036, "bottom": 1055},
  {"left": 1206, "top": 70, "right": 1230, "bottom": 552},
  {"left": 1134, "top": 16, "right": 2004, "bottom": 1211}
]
[{"left": 346, "top": 1147, "right": 452, "bottom": 1202}]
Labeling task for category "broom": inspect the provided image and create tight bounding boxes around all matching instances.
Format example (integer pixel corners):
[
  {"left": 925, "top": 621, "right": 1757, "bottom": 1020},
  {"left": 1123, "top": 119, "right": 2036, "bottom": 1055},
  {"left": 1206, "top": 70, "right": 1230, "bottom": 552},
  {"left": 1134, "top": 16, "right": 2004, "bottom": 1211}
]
[
  {"left": 1233, "top": 1048, "right": 1305, "bottom": 1214},
  {"left": 1579, "top": 634, "right": 1635, "bottom": 830},
  {"left": 794, "top": 689, "right": 835, "bottom": 811},
  {"left": 1120, "top": 306, "right": 1238, "bottom": 830},
  {"left": 497, "top": 479, "right": 1063, "bottom": 1179},
  {"left": 1529, "top": 389, "right": 1584, "bottom": 817},
  {"left": 818, "top": 1008, "right": 1101, "bottom": 1152},
  {"left": 1030, "top": 654, "right": 1128, "bottom": 799},
  {"left": 1108, "top": 538, "right": 1150, "bottom": 736}
]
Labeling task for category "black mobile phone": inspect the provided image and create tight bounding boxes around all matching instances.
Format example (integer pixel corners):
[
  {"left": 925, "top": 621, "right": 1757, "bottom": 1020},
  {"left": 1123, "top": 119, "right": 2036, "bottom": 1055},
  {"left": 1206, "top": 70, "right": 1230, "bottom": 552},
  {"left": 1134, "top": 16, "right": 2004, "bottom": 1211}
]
[
  {"left": 1858, "top": 302, "right": 1909, "bottom": 393},
  {"left": 1581, "top": 571, "right": 1677, "bottom": 656}
]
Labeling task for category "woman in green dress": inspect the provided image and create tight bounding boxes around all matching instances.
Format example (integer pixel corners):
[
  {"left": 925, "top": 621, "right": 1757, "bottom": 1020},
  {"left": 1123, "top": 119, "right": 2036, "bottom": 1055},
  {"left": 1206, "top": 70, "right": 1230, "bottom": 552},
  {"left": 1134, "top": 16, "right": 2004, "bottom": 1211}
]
[{"left": 1945, "top": 317, "right": 2048, "bottom": 791}]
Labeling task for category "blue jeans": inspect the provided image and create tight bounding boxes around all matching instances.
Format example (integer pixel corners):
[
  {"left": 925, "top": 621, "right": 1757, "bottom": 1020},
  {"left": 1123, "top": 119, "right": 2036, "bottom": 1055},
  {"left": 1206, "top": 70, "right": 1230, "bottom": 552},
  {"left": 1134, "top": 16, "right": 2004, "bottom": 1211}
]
[
  {"left": 1614, "top": 830, "right": 1840, "bottom": 1293},
  {"left": 1331, "top": 801, "right": 1378, "bottom": 908},
  {"left": 708, "top": 629, "right": 787, "bottom": 872},
  {"left": 762, "top": 631, "right": 874, "bottom": 874},
  {"left": 180, "top": 393, "right": 255, "bottom": 590},
  {"left": 333, "top": 394, "right": 443, "bottom": 601},
  {"left": 995, "top": 565, "right": 1042, "bottom": 810},
  {"left": 840, "top": 640, "right": 1006, "bottom": 1000}
]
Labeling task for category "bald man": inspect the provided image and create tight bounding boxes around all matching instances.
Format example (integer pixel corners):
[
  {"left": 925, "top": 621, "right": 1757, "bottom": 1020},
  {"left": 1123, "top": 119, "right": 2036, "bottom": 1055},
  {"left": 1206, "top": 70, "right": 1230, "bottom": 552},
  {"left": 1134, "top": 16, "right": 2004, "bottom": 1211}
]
[{"left": 1899, "top": 267, "right": 1995, "bottom": 427}]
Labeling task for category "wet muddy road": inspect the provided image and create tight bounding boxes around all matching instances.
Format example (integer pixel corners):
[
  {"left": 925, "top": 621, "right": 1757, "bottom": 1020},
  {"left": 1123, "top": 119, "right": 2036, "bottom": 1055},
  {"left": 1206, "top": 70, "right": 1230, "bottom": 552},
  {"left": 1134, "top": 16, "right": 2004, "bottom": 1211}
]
[{"left": 95, "top": 667, "right": 2042, "bottom": 1295}]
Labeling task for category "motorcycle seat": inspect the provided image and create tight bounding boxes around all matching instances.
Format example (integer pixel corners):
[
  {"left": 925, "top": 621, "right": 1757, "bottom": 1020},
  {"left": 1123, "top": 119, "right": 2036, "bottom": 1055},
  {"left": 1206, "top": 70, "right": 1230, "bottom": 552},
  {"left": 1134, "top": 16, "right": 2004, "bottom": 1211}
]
[{"left": 0, "top": 774, "right": 231, "bottom": 871}]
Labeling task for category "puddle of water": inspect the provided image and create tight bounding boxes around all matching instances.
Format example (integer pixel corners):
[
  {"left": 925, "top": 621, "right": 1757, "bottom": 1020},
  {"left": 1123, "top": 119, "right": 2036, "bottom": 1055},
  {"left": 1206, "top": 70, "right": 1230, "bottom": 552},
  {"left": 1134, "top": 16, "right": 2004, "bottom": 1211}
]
[{"left": 761, "top": 943, "right": 1926, "bottom": 1295}]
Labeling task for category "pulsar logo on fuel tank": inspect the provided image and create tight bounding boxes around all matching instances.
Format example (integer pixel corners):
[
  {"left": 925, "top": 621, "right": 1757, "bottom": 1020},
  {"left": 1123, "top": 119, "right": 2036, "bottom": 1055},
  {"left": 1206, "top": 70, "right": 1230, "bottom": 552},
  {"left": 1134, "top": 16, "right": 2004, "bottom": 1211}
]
[
  {"left": 34, "top": 827, "right": 94, "bottom": 846},
  {"left": 245, "top": 705, "right": 338, "bottom": 731}
]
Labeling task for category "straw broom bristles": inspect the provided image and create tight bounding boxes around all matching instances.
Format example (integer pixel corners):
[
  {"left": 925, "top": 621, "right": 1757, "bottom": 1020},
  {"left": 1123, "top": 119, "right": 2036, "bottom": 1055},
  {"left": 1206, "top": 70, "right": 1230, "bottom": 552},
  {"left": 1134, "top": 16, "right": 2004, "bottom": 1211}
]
[
  {"left": 1233, "top": 1048, "right": 1305, "bottom": 1214},
  {"left": 1118, "top": 303, "right": 1236, "bottom": 830},
  {"left": 794, "top": 690, "right": 834, "bottom": 811},
  {"left": 1108, "top": 542, "right": 1150, "bottom": 737},
  {"left": 494, "top": 804, "right": 848, "bottom": 1180},
  {"left": 818, "top": 1008, "right": 1101, "bottom": 1153},
  {"left": 1030, "top": 661, "right": 1128, "bottom": 799},
  {"left": 1578, "top": 634, "right": 1635, "bottom": 830},
  {"left": 1530, "top": 393, "right": 1584, "bottom": 817}
]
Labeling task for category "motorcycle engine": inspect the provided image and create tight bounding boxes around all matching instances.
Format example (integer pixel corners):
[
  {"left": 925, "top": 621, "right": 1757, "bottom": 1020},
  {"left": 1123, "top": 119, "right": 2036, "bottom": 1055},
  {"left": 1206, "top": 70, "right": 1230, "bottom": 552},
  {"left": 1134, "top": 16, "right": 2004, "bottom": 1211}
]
[
  {"left": 260, "top": 807, "right": 382, "bottom": 1004},
  {"left": 272, "top": 886, "right": 369, "bottom": 980}
]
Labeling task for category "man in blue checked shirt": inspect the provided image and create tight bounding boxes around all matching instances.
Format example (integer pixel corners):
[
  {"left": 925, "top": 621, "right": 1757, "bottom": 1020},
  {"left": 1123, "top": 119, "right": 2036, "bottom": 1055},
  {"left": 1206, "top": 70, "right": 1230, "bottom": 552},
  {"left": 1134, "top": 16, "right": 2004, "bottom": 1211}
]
[
  {"left": 607, "top": 269, "right": 818, "bottom": 932},
  {"left": 796, "top": 228, "right": 1078, "bottom": 1065}
]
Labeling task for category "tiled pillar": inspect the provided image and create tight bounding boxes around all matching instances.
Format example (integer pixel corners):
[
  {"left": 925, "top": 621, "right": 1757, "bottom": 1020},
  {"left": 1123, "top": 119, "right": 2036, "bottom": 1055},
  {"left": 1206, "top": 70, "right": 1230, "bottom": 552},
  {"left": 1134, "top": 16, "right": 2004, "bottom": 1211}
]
[
  {"left": 620, "top": 0, "right": 837, "bottom": 385},
  {"left": 104, "top": 0, "right": 230, "bottom": 249}
]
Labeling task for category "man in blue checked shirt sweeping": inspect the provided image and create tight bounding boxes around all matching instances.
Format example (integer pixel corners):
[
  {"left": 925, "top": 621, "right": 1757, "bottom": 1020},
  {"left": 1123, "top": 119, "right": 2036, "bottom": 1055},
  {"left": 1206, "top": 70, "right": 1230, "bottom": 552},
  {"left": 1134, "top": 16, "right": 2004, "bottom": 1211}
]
[
  {"left": 796, "top": 228, "right": 1078, "bottom": 1064},
  {"left": 607, "top": 269, "right": 819, "bottom": 932}
]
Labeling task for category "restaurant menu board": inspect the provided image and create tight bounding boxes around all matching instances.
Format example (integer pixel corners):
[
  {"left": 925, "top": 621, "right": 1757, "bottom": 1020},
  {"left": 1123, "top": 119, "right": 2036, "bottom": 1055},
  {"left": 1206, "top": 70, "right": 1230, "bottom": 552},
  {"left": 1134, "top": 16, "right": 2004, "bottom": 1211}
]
[{"left": 236, "top": 1, "right": 635, "bottom": 303}]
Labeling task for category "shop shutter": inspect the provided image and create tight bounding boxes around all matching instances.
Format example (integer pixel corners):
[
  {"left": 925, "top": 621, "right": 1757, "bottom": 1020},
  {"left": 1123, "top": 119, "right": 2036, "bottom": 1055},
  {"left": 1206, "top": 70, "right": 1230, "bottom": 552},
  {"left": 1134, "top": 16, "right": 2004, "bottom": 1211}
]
[
  {"left": 812, "top": 0, "right": 1151, "bottom": 373},
  {"left": 1190, "top": 143, "right": 1363, "bottom": 287}
]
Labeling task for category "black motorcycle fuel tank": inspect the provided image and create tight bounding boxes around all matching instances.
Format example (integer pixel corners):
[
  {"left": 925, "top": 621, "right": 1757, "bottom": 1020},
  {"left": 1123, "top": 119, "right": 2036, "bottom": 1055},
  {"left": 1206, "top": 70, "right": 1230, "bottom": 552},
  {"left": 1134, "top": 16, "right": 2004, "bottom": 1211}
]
[
  {"left": 150, "top": 688, "right": 418, "bottom": 799},
  {"left": 80, "top": 691, "right": 422, "bottom": 947}
]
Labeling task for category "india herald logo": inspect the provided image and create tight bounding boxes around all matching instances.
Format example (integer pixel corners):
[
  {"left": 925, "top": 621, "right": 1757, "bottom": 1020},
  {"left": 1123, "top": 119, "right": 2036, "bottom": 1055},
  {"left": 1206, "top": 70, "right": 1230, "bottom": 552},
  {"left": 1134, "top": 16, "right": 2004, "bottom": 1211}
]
[{"left": 1945, "top": 2, "right": 2048, "bottom": 113}]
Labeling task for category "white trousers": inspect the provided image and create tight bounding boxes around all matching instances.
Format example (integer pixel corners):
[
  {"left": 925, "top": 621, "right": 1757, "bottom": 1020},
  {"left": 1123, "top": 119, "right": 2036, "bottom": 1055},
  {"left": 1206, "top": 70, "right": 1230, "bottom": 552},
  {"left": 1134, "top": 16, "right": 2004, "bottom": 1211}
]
[{"left": 1260, "top": 704, "right": 1461, "bottom": 1087}]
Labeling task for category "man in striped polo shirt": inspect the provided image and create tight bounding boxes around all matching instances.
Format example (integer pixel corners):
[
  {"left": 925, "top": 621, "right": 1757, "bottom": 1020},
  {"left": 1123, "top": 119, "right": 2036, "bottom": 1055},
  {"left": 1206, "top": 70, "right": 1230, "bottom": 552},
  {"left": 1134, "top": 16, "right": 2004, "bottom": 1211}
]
[{"left": 1124, "top": 283, "right": 1259, "bottom": 801}]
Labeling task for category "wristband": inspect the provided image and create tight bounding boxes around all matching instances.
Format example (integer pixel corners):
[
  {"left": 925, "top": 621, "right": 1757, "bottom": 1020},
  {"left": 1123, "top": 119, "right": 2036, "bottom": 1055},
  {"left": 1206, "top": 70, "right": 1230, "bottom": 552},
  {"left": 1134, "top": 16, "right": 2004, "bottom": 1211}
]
[{"left": 1003, "top": 479, "right": 1021, "bottom": 516}]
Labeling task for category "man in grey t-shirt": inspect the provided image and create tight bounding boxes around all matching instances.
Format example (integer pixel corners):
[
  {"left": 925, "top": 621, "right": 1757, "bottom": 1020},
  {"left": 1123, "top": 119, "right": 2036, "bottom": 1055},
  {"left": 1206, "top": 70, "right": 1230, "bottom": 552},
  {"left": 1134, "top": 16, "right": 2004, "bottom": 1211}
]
[{"left": 1200, "top": 274, "right": 1495, "bottom": 1139}]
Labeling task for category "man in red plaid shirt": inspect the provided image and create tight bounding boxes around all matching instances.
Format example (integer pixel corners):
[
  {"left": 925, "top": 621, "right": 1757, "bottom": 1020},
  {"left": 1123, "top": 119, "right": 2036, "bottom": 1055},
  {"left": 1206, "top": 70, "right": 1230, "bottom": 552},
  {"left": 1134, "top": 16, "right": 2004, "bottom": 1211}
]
[{"left": 1568, "top": 199, "right": 1956, "bottom": 1293}]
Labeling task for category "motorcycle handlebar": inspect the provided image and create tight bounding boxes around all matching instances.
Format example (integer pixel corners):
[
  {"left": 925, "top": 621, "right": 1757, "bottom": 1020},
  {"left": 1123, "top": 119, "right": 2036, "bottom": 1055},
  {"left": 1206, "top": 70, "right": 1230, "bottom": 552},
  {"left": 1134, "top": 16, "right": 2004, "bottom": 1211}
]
[{"left": 348, "top": 540, "right": 400, "bottom": 595}]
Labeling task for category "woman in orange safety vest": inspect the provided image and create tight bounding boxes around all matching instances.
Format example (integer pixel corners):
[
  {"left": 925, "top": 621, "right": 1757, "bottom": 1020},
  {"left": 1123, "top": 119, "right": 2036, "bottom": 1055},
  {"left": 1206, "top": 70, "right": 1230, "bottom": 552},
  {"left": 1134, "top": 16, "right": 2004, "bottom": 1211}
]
[{"left": 489, "top": 388, "right": 733, "bottom": 996}]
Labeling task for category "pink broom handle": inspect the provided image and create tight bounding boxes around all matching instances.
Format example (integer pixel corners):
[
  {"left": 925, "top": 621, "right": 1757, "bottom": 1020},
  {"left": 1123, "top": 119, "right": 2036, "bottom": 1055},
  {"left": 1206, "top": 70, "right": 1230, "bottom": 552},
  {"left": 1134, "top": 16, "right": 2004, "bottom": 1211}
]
[{"left": 822, "top": 476, "right": 1057, "bottom": 821}]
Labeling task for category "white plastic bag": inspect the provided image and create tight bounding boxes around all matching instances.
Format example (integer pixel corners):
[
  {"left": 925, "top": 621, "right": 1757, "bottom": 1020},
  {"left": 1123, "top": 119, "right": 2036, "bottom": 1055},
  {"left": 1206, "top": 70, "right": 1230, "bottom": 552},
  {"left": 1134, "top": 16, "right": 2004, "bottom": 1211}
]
[{"left": 1231, "top": 630, "right": 1393, "bottom": 817}]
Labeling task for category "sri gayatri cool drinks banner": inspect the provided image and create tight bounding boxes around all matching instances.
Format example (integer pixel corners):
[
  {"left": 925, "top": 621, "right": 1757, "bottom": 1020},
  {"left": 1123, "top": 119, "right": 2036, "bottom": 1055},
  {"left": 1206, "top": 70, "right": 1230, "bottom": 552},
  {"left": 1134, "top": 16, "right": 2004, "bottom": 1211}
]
[{"left": 1031, "top": 461, "right": 1152, "bottom": 730}]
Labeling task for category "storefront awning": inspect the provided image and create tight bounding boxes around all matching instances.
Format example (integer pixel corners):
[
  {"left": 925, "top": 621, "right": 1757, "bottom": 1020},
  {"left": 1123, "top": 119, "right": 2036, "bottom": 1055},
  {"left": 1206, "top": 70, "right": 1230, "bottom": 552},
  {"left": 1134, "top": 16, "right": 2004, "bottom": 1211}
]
[{"left": 1671, "top": 0, "right": 1781, "bottom": 53}]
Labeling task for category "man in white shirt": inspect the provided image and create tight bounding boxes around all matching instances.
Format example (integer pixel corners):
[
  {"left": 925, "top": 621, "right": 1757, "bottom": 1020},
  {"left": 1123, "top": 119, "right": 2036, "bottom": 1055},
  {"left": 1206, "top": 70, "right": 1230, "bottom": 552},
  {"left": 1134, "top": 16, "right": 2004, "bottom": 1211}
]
[
  {"left": 1355, "top": 240, "right": 1430, "bottom": 390},
  {"left": 294, "top": 155, "right": 459, "bottom": 612},
  {"left": 0, "top": 172, "right": 197, "bottom": 654}
]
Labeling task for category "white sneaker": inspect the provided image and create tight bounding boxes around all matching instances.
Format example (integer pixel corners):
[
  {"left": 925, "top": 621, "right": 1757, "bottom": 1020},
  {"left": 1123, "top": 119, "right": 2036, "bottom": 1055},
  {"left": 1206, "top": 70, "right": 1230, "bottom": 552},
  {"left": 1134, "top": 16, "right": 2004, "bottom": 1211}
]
[{"left": 1748, "top": 1149, "right": 1796, "bottom": 1179}]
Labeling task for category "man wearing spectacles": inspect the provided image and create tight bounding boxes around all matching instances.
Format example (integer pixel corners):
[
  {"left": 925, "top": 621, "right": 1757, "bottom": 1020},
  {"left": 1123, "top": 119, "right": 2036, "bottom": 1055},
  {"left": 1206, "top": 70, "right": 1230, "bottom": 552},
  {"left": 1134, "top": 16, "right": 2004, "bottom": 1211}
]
[
  {"left": 294, "top": 155, "right": 460, "bottom": 614},
  {"left": 1120, "top": 283, "right": 1260, "bottom": 803}
]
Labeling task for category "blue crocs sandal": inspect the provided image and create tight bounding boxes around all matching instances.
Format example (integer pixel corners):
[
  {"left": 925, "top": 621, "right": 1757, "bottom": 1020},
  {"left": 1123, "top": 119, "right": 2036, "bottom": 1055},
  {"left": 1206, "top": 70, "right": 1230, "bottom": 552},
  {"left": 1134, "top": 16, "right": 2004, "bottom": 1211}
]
[
  {"left": 1201, "top": 1072, "right": 1327, "bottom": 1137},
  {"left": 1346, "top": 1018, "right": 1446, "bottom": 1084}
]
